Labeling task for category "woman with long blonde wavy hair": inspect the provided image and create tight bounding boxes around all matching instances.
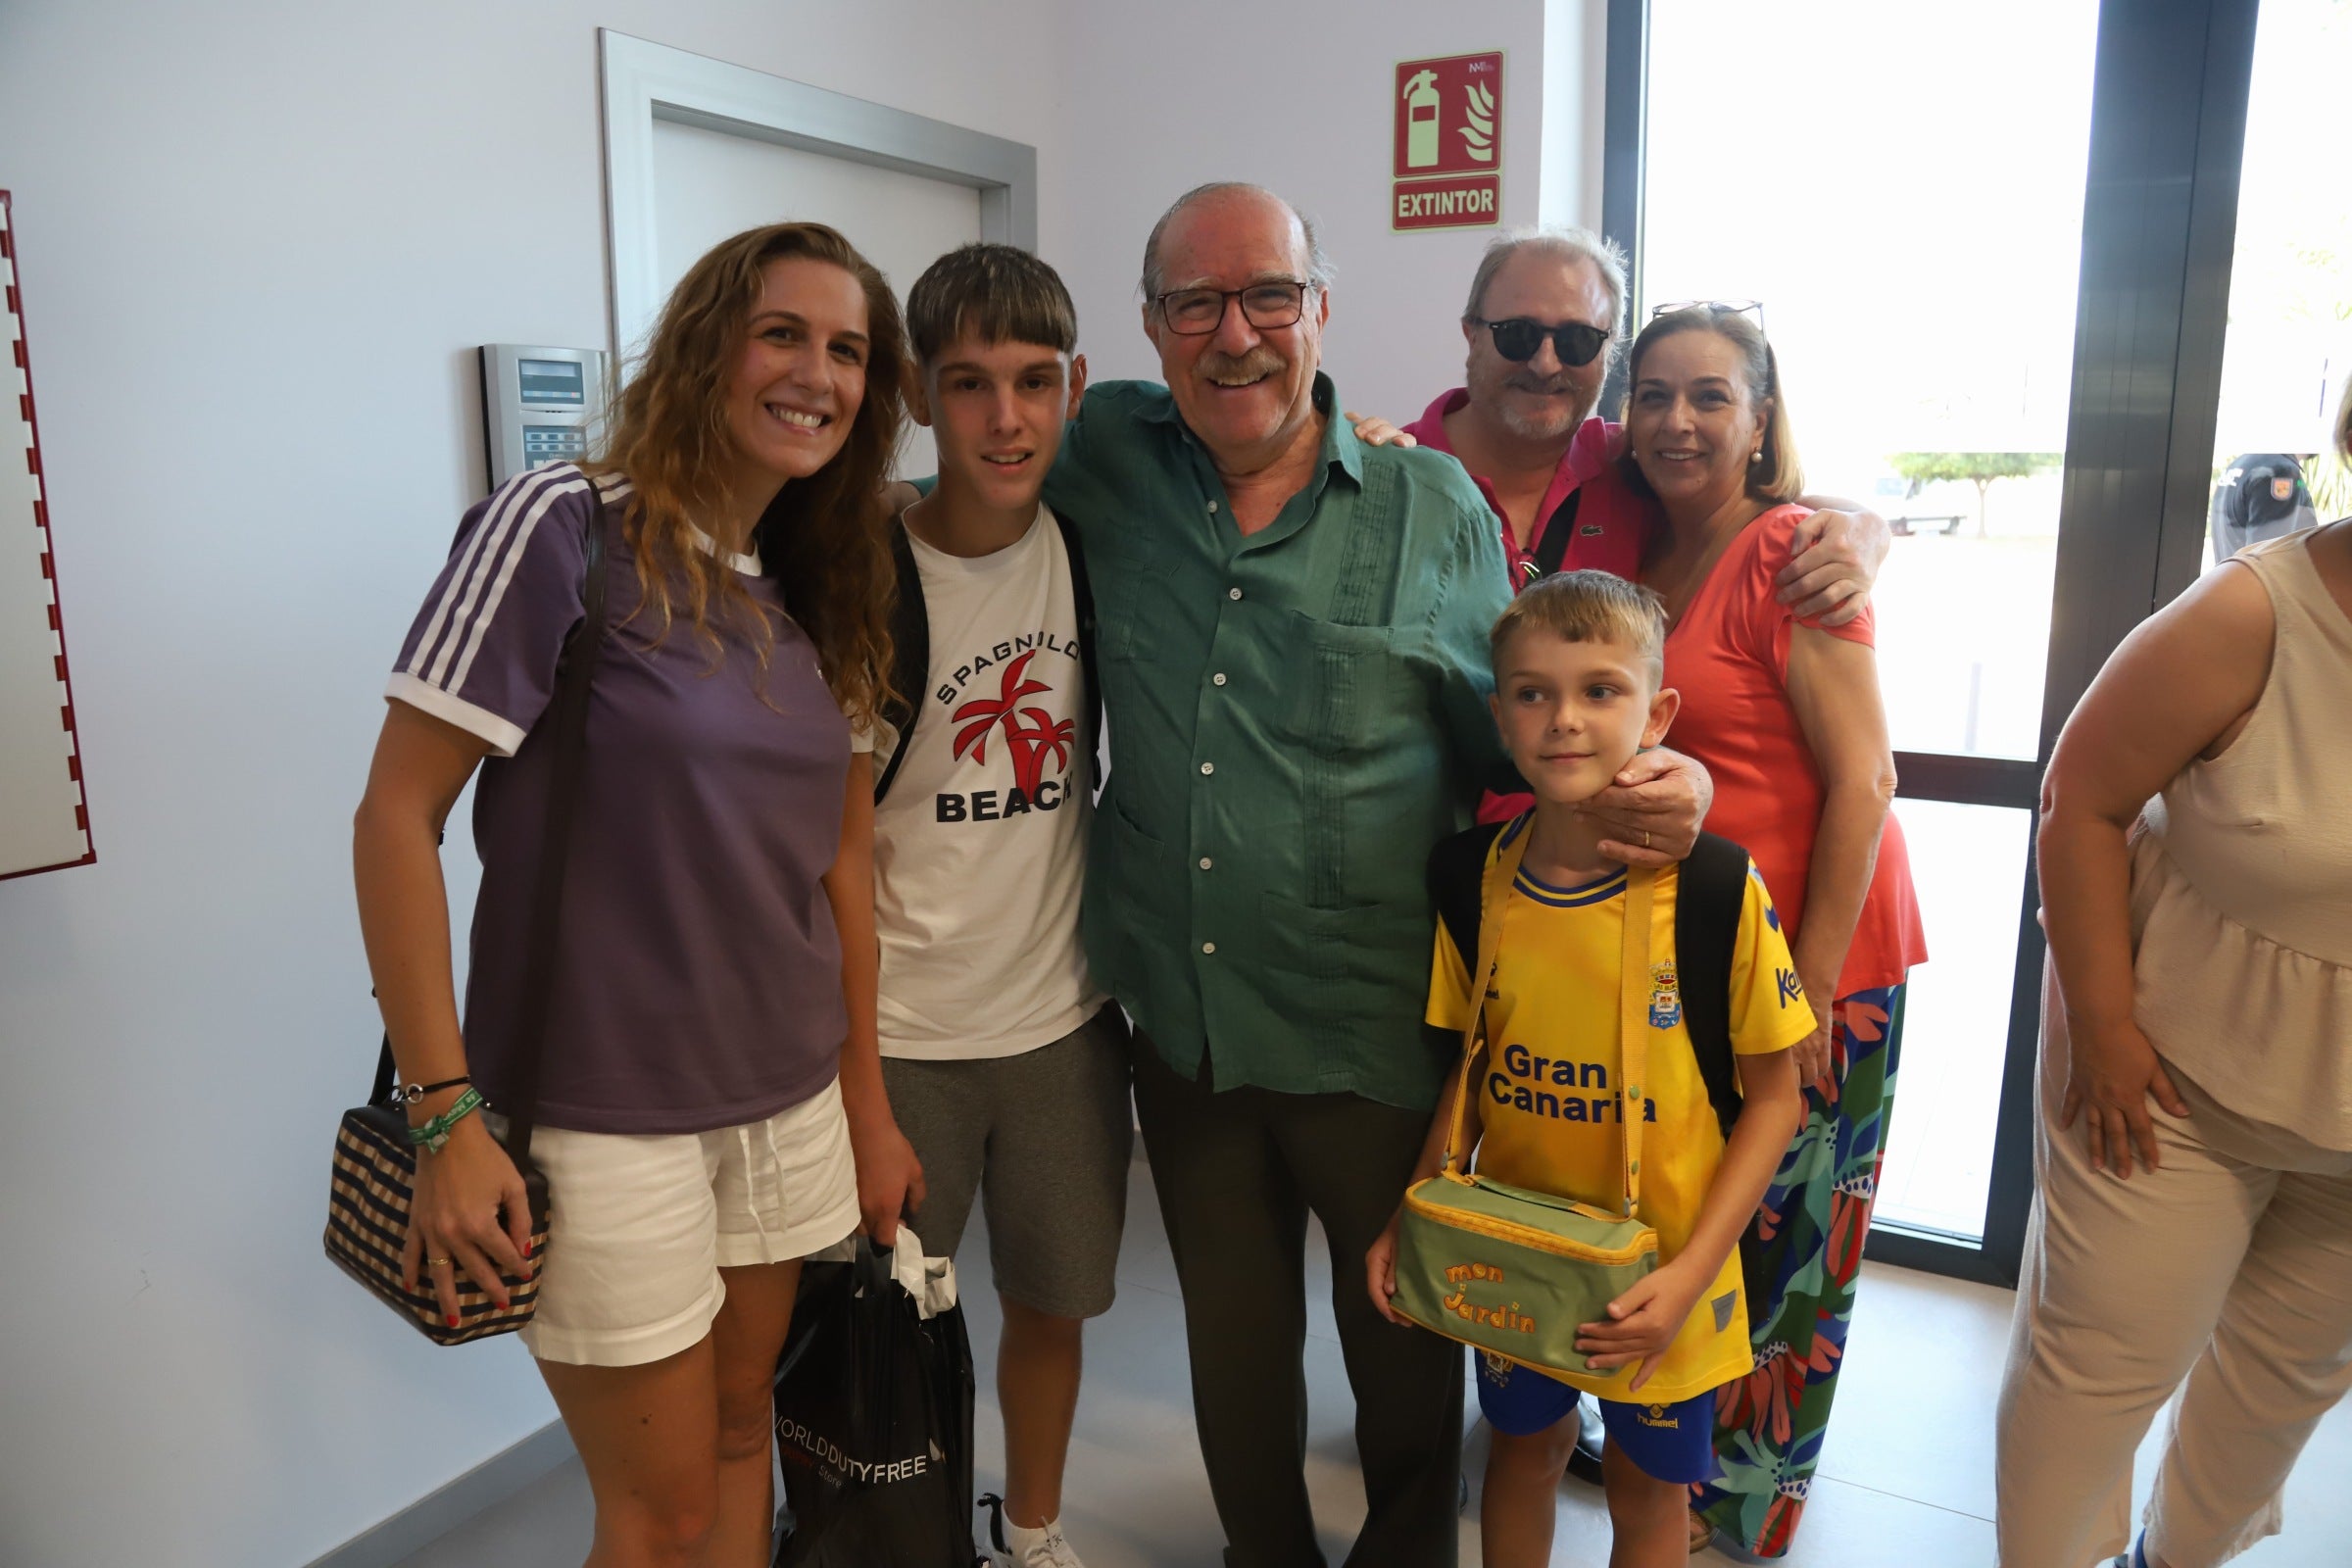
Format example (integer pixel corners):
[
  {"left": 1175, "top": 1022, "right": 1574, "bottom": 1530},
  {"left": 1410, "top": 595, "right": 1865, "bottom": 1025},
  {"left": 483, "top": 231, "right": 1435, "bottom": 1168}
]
[{"left": 354, "top": 220, "right": 923, "bottom": 1568}]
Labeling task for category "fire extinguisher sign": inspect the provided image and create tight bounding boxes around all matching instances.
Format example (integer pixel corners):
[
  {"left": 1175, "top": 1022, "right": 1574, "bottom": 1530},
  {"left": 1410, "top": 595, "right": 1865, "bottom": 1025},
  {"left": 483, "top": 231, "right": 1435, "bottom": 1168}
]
[{"left": 1393, "top": 51, "right": 1502, "bottom": 231}]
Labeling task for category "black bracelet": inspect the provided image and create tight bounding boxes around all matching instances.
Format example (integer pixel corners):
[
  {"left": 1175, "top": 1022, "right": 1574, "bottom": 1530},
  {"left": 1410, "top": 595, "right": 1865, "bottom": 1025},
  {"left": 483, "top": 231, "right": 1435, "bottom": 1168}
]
[{"left": 398, "top": 1074, "right": 473, "bottom": 1104}]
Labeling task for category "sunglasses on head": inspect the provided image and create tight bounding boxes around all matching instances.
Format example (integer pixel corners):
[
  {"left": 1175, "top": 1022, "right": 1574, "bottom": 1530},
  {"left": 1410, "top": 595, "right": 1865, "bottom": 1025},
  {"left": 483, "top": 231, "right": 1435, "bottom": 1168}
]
[
  {"left": 1648, "top": 298, "right": 1767, "bottom": 330},
  {"left": 1473, "top": 317, "right": 1613, "bottom": 368}
]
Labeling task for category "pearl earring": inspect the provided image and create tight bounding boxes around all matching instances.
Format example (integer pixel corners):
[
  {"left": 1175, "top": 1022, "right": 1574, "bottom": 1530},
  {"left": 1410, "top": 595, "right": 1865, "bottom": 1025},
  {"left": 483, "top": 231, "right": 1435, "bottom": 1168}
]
[{"left": 1749, "top": 450, "right": 1763, "bottom": 465}]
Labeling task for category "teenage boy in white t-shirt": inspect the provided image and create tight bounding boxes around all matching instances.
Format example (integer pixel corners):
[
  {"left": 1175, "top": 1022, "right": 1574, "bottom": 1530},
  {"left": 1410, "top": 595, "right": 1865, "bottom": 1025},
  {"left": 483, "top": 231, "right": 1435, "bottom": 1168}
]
[{"left": 876, "top": 244, "right": 1125, "bottom": 1568}]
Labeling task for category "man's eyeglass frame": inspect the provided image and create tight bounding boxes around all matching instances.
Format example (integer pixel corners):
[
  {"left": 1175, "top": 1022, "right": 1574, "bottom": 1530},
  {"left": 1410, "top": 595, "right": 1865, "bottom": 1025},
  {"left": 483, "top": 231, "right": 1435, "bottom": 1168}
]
[{"left": 1152, "top": 279, "right": 1317, "bottom": 336}]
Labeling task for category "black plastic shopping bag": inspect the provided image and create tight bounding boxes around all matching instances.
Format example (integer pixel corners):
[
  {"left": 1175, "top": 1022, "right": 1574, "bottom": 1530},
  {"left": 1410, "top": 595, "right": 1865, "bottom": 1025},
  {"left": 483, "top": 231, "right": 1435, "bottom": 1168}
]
[{"left": 771, "top": 1230, "right": 982, "bottom": 1567}]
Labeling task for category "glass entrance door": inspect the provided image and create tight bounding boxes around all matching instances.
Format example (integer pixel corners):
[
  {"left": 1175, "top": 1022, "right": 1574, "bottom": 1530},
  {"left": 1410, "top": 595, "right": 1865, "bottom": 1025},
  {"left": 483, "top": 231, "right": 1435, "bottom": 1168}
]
[
  {"left": 1627, "top": 0, "right": 2103, "bottom": 1252},
  {"left": 2196, "top": 0, "right": 2352, "bottom": 576},
  {"left": 1608, "top": 0, "right": 2290, "bottom": 1280}
]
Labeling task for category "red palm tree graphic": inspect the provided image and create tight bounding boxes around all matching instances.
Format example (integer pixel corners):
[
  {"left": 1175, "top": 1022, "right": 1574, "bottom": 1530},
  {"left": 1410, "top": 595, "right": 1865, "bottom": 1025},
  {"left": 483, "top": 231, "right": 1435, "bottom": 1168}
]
[
  {"left": 1005, "top": 708, "right": 1075, "bottom": 797},
  {"left": 951, "top": 650, "right": 1072, "bottom": 796}
]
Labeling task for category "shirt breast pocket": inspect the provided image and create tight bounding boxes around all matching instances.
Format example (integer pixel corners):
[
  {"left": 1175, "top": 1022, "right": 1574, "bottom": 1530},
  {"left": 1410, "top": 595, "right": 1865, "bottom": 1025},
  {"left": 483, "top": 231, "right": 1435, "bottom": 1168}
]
[
  {"left": 1278, "top": 613, "right": 1397, "bottom": 755},
  {"left": 1096, "top": 556, "right": 1183, "bottom": 666}
]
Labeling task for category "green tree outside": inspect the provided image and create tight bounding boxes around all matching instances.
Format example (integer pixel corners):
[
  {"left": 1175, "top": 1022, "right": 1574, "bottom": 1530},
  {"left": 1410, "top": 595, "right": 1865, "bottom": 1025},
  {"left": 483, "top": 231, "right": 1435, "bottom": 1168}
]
[
  {"left": 1887, "top": 451, "right": 2061, "bottom": 536},
  {"left": 2306, "top": 449, "right": 2351, "bottom": 518}
]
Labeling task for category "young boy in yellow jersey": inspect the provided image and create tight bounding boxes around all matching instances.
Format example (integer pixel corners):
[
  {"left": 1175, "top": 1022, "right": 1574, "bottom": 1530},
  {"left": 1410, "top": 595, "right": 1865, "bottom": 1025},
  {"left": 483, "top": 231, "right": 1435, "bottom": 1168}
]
[{"left": 1366, "top": 570, "right": 1809, "bottom": 1568}]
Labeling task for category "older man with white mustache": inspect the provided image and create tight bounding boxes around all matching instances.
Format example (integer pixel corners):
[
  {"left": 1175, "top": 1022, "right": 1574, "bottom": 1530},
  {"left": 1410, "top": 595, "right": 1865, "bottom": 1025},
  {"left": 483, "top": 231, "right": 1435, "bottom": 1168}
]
[{"left": 1015, "top": 183, "right": 1714, "bottom": 1567}]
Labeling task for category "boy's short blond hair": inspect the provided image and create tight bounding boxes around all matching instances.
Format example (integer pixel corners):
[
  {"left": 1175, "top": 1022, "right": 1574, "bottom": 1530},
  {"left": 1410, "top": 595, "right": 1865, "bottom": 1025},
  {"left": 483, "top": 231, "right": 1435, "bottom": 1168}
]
[{"left": 1490, "top": 570, "right": 1668, "bottom": 683}]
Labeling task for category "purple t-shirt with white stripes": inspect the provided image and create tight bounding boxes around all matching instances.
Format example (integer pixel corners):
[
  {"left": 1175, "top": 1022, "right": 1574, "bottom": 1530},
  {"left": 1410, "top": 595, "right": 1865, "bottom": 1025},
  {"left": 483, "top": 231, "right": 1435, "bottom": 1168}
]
[{"left": 389, "top": 464, "right": 855, "bottom": 1134}]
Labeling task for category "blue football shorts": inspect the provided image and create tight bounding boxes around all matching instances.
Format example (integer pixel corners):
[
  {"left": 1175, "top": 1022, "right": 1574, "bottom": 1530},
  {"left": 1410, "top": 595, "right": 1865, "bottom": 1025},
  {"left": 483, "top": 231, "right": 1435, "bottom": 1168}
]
[{"left": 1475, "top": 1351, "right": 1718, "bottom": 1485}]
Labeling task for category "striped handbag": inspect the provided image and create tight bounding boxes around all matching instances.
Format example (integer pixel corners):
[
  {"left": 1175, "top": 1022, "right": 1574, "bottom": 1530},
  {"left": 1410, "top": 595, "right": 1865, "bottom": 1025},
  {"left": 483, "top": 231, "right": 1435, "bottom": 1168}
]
[
  {"left": 324, "top": 1077, "right": 551, "bottom": 1344},
  {"left": 323, "top": 485, "right": 612, "bottom": 1345}
]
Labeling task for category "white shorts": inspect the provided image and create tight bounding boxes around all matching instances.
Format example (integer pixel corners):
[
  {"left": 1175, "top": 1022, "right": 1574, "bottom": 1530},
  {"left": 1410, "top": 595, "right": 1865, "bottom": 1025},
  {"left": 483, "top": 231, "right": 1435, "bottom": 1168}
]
[{"left": 499, "top": 1079, "right": 860, "bottom": 1368}]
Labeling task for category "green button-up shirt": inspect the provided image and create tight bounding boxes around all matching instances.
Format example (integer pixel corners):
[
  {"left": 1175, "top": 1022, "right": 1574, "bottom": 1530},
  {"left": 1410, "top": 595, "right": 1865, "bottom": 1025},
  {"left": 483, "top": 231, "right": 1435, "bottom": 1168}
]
[{"left": 1044, "top": 374, "right": 1510, "bottom": 1111}]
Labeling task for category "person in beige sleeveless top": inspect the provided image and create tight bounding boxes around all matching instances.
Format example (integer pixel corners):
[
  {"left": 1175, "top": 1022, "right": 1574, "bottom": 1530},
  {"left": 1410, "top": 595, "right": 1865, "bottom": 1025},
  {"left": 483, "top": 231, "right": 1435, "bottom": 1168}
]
[{"left": 1995, "top": 383, "right": 2352, "bottom": 1568}]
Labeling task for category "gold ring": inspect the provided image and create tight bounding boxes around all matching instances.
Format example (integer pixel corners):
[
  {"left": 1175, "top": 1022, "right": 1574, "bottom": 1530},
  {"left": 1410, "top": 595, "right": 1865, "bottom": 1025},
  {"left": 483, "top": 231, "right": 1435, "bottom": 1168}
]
[
  {"left": 425, "top": 1255, "right": 453, "bottom": 1268},
  {"left": 1642, "top": 829, "right": 1652, "bottom": 850}
]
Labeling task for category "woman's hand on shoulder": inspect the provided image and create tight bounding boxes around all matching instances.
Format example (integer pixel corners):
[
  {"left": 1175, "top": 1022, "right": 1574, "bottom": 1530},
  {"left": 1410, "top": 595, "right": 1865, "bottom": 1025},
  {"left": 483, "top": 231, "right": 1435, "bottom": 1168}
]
[
  {"left": 1345, "top": 411, "right": 1416, "bottom": 448},
  {"left": 2058, "top": 1012, "right": 2191, "bottom": 1178},
  {"left": 403, "top": 1115, "right": 532, "bottom": 1325}
]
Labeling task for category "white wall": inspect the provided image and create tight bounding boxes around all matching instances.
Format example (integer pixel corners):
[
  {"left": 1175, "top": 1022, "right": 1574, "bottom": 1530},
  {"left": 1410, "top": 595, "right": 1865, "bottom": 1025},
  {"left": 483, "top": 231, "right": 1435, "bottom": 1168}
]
[
  {"left": 1049, "top": 0, "right": 1601, "bottom": 431},
  {"left": 0, "top": 6, "right": 1065, "bottom": 1565},
  {"left": 1543, "top": 0, "right": 1612, "bottom": 234},
  {"left": 0, "top": 4, "right": 1600, "bottom": 1563}
]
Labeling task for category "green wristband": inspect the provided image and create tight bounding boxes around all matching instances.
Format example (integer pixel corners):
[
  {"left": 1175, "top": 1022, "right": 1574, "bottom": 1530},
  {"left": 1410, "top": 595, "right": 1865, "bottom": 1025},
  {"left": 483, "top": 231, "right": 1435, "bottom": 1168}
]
[{"left": 407, "top": 1086, "right": 485, "bottom": 1153}]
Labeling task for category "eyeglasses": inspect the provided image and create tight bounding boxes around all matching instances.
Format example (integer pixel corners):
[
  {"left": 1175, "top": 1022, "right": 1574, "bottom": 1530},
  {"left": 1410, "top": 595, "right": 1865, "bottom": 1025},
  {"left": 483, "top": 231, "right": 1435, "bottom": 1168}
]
[
  {"left": 1154, "top": 279, "right": 1315, "bottom": 336},
  {"left": 1648, "top": 298, "right": 1766, "bottom": 330},
  {"left": 1472, "top": 317, "right": 1613, "bottom": 368}
]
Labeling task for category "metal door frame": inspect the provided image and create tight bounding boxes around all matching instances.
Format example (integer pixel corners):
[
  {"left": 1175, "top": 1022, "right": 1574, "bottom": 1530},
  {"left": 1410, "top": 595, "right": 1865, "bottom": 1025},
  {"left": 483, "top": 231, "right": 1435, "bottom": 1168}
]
[{"left": 598, "top": 30, "right": 1038, "bottom": 363}]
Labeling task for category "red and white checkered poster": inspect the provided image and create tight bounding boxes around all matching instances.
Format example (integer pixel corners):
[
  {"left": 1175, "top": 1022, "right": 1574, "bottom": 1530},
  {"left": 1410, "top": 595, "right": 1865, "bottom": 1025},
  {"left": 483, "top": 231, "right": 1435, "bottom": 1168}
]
[{"left": 0, "top": 190, "right": 94, "bottom": 879}]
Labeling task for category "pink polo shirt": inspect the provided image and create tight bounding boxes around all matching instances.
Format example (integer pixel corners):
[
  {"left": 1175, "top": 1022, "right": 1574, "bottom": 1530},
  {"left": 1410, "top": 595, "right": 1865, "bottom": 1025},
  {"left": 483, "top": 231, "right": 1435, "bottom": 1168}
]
[
  {"left": 1400, "top": 390, "right": 1655, "bottom": 587},
  {"left": 1405, "top": 391, "right": 1663, "bottom": 824}
]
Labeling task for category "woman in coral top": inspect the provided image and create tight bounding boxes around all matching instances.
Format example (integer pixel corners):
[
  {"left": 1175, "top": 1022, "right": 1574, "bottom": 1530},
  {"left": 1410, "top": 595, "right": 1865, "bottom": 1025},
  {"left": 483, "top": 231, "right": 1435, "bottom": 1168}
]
[{"left": 1619, "top": 305, "right": 1929, "bottom": 1556}]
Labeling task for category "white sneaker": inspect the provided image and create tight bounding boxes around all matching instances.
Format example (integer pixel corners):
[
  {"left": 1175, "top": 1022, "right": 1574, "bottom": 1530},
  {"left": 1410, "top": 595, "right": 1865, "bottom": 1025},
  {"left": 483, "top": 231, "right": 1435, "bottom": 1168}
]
[{"left": 981, "top": 1494, "right": 1088, "bottom": 1568}]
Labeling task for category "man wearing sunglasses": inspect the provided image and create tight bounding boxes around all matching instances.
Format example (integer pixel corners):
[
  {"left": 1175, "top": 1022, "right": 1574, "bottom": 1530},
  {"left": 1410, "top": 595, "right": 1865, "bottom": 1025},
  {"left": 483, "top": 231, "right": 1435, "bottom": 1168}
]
[
  {"left": 1399, "top": 228, "right": 1887, "bottom": 620},
  {"left": 1392, "top": 230, "right": 1890, "bottom": 1494}
]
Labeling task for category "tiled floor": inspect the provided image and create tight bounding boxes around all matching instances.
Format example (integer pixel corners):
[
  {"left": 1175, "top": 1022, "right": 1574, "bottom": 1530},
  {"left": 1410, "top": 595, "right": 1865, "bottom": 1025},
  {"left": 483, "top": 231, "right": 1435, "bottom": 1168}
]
[{"left": 397, "top": 1153, "right": 2352, "bottom": 1566}]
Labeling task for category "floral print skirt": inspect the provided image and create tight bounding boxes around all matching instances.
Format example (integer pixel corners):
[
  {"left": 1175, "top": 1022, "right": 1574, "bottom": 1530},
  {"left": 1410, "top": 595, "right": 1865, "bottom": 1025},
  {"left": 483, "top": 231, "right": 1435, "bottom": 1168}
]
[{"left": 1691, "top": 982, "right": 1907, "bottom": 1556}]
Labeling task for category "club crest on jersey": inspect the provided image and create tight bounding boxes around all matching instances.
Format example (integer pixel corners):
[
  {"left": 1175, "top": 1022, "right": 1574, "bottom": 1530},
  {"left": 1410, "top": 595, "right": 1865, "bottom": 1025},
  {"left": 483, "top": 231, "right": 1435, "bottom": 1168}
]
[{"left": 1648, "top": 961, "right": 1682, "bottom": 1029}]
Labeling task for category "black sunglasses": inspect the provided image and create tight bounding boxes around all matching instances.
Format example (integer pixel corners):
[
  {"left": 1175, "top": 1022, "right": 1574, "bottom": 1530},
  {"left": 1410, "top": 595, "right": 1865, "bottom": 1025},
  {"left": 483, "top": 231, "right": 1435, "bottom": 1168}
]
[{"left": 1472, "top": 317, "right": 1613, "bottom": 368}]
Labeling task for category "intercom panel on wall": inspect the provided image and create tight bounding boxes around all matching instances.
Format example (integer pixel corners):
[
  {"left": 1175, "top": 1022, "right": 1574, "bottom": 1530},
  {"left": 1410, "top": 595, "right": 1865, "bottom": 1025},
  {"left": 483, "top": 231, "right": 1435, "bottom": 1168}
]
[
  {"left": 479, "top": 344, "right": 608, "bottom": 489},
  {"left": 0, "top": 191, "right": 94, "bottom": 882}
]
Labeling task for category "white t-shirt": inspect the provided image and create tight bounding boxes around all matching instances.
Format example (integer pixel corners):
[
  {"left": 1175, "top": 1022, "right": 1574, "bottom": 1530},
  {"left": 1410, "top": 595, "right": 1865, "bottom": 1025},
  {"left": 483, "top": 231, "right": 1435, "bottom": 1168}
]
[{"left": 874, "top": 505, "right": 1103, "bottom": 1059}]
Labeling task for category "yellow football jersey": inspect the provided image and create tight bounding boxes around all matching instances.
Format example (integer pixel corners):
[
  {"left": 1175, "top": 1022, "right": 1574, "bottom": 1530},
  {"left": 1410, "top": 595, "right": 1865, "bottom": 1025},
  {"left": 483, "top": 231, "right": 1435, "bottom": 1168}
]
[{"left": 1426, "top": 850, "right": 1811, "bottom": 1402}]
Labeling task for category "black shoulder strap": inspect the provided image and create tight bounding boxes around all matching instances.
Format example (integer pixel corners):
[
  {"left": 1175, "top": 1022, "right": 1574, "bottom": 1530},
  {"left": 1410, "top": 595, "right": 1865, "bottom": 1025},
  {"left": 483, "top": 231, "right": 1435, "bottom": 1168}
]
[
  {"left": 495, "top": 485, "right": 614, "bottom": 1159},
  {"left": 1673, "top": 831, "right": 1750, "bottom": 1140},
  {"left": 1424, "top": 819, "right": 1747, "bottom": 1140},
  {"left": 438, "top": 484, "right": 617, "bottom": 1165},
  {"left": 1527, "top": 485, "right": 1584, "bottom": 580},
  {"left": 370, "top": 483, "right": 613, "bottom": 1147},
  {"left": 1054, "top": 509, "right": 1101, "bottom": 792},
  {"left": 871, "top": 517, "right": 929, "bottom": 805},
  {"left": 1428, "top": 818, "right": 1509, "bottom": 978}
]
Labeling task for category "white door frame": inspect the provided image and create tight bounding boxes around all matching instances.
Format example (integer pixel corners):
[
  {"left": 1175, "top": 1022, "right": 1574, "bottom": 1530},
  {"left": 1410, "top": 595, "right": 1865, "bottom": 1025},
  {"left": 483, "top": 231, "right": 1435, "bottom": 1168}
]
[{"left": 598, "top": 30, "right": 1039, "bottom": 359}]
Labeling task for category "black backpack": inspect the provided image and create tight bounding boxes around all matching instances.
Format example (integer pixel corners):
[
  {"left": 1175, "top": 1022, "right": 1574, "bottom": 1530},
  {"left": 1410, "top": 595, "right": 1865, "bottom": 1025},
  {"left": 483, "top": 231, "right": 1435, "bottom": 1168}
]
[
  {"left": 1427, "top": 823, "right": 1753, "bottom": 1138},
  {"left": 872, "top": 509, "right": 1100, "bottom": 806}
]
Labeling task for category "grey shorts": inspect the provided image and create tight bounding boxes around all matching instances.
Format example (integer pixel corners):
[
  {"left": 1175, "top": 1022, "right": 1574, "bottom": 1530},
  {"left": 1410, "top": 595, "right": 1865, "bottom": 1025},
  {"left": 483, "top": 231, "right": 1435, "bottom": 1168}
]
[{"left": 880, "top": 1004, "right": 1133, "bottom": 1319}]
